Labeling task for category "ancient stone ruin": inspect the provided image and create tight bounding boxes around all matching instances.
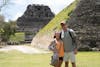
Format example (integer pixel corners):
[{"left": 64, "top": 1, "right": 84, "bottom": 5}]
[
  {"left": 17, "top": 4, "right": 54, "bottom": 43},
  {"left": 68, "top": 0, "right": 100, "bottom": 51}
]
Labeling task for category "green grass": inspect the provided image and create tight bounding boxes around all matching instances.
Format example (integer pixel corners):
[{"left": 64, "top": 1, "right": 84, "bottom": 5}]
[
  {"left": 0, "top": 51, "right": 100, "bottom": 67},
  {"left": 76, "top": 52, "right": 100, "bottom": 67},
  {"left": 9, "top": 32, "right": 25, "bottom": 42}
]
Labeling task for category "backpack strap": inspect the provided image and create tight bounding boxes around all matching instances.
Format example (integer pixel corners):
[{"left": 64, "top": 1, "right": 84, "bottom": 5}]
[
  {"left": 68, "top": 30, "right": 77, "bottom": 49},
  {"left": 69, "top": 31, "right": 73, "bottom": 40},
  {"left": 69, "top": 31, "right": 74, "bottom": 46}
]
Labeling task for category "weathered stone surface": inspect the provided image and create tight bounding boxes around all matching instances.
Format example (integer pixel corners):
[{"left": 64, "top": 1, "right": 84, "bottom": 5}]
[
  {"left": 17, "top": 4, "right": 54, "bottom": 42},
  {"left": 68, "top": 0, "right": 100, "bottom": 51}
]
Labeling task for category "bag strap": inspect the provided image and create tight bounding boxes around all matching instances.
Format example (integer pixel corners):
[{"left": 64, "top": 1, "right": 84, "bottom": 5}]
[
  {"left": 69, "top": 31, "right": 77, "bottom": 49},
  {"left": 68, "top": 31, "right": 75, "bottom": 46},
  {"left": 68, "top": 31, "right": 73, "bottom": 40}
]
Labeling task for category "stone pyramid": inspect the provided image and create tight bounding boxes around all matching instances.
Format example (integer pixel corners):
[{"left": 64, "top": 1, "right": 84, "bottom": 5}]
[
  {"left": 68, "top": 0, "right": 100, "bottom": 51},
  {"left": 17, "top": 4, "right": 54, "bottom": 42}
]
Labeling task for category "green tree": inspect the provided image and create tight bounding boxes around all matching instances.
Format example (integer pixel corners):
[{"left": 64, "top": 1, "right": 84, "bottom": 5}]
[
  {"left": 0, "top": 0, "right": 15, "bottom": 44},
  {"left": 1, "top": 21, "right": 17, "bottom": 42},
  {"left": 0, "top": 15, "right": 5, "bottom": 42}
]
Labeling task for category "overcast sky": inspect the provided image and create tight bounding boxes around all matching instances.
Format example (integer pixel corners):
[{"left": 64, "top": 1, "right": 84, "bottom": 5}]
[{"left": 0, "top": 0, "right": 74, "bottom": 21}]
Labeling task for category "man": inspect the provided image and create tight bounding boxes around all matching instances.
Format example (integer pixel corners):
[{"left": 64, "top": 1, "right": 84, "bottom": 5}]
[{"left": 60, "top": 21, "right": 77, "bottom": 67}]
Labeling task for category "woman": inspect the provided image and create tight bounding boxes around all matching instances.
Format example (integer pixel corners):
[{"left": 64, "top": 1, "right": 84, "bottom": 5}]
[{"left": 49, "top": 32, "right": 64, "bottom": 67}]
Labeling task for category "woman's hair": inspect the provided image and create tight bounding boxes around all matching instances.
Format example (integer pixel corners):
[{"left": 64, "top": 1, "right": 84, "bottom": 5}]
[
  {"left": 54, "top": 35, "right": 56, "bottom": 38},
  {"left": 60, "top": 33, "right": 62, "bottom": 39},
  {"left": 53, "top": 32, "right": 62, "bottom": 39}
]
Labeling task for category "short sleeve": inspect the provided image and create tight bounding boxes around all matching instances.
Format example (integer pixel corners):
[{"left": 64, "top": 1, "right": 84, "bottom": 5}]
[{"left": 69, "top": 29, "right": 76, "bottom": 37}]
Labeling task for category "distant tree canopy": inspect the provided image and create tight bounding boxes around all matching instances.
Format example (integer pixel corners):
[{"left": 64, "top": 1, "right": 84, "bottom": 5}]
[
  {"left": 0, "top": 0, "right": 17, "bottom": 44},
  {"left": 0, "top": 15, "right": 17, "bottom": 42}
]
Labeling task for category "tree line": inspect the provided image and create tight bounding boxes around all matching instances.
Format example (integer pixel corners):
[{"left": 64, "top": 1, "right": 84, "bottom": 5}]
[{"left": 0, "top": 15, "right": 17, "bottom": 44}]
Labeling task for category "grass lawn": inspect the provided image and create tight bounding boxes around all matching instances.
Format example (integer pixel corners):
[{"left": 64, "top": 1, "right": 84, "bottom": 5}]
[
  {"left": 0, "top": 51, "right": 100, "bottom": 67},
  {"left": 9, "top": 32, "right": 25, "bottom": 42}
]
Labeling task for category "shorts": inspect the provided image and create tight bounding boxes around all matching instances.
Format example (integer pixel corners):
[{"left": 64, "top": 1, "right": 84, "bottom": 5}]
[{"left": 63, "top": 51, "right": 76, "bottom": 63}]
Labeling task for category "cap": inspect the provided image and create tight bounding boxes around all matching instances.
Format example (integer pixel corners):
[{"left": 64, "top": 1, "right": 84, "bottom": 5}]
[{"left": 60, "top": 21, "right": 66, "bottom": 26}]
